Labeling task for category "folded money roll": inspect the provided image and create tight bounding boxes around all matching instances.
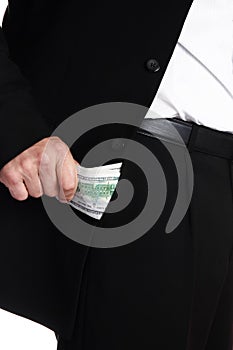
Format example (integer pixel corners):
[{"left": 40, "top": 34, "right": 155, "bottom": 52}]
[{"left": 69, "top": 162, "right": 122, "bottom": 219}]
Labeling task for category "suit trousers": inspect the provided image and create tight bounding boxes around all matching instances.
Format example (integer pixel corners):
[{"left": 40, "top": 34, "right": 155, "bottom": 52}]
[{"left": 57, "top": 120, "right": 233, "bottom": 350}]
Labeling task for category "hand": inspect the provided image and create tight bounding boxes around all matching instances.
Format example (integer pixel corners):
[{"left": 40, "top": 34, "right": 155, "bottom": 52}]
[{"left": 0, "top": 136, "right": 78, "bottom": 202}]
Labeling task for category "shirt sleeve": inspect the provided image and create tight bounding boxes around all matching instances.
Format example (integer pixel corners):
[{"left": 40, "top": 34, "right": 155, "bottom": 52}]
[{"left": 0, "top": 27, "right": 50, "bottom": 169}]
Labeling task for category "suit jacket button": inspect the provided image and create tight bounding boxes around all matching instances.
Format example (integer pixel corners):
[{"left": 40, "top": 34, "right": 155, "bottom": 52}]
[{"left": 145, "top": 58, "right": 160, "bottom": 72}]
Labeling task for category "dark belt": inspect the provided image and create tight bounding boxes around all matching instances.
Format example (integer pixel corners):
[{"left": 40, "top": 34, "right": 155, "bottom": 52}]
[{"left": 137, "top": 117, "right": 233, "bottom": 160}]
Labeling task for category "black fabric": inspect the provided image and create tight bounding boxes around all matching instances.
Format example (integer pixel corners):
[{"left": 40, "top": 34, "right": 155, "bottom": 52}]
[
  {"left": 57, "top": 131, "right": 194, "bottom": 350},
  {"left": 56, "top": 127, "right": 233, "bottom": 350},
  {"left": 186, "top": 153, "right": 233, "bottom": 350},
  {"left": 0, "top": 28, "right": 49, "bottom": 168},
  {"left": 0, "top": 0, "right": 195, "bottom": 339},
  {"left": 1, "top": 2, "right": 233, "bottom": 350}
]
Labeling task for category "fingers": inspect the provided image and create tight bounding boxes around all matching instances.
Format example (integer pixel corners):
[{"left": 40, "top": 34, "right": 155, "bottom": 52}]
[
  {"left": 39, "top": 138, "right": 78, "bottom": 201},
  {"left": 0, "top": 165, "right": 27, "bottom": 200},
  {"left": 56, "top": 151, "right": 78, "bottom": 202},
  {"left": 39, "top": 152, "right": 59, "bottom": 197},
  {"left": 0, "top": 136, "right": 78, "bottom": 202},
  {"left": 9, "top": 181, "right": 29, "bottom": 201},
  {"left": 0, "top": 162, "right": 43, "bottom": 200},
  {"left": 23, "top": 172, "right": 43, "bottom": 198}
]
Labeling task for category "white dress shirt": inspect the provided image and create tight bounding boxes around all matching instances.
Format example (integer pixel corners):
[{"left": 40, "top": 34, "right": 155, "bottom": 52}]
[{"left": 146, "top": 0, "right": 233, "bottom": 134}]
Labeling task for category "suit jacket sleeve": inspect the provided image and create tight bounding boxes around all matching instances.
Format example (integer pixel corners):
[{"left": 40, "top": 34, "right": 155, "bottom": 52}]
[{"left": 0, "top": 27, "right": 50, "bottom": 169}]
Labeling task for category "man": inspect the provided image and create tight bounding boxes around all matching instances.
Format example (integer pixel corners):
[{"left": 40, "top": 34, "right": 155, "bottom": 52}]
[{"left": 0, "top": 0, "right": 232, "bottom": 349}]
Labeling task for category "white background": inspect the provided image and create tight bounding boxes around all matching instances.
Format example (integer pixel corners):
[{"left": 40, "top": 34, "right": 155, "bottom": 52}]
[{"left": 0, "top": 2, "right": 57, "bottom": 349}]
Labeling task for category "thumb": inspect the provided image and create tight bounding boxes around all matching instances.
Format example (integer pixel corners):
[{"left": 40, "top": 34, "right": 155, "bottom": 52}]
[{"left": 57, "top": 152, "right": 78, "bottom": 202}]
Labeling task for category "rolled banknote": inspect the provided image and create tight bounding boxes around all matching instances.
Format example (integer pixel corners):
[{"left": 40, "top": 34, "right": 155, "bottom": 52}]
[{"left": 69, "top": 162, "right": 123, "bottom": 219}]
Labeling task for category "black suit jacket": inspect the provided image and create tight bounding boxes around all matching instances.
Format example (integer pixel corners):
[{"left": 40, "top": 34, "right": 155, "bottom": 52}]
[{"left": 0, "top": 0, "right": 193, "bottom": 339}]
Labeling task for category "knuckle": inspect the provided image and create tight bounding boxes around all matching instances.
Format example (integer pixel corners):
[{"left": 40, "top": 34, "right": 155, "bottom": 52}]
[
  {"left": 1, "top": 164, "right": 11, "bottom": 178},
  {"left": 54, "top": 140, "right": 67, "bottom": 154},
  {"left": 20, "top": 158, "right": 33, "bottom": 173},
  {"left": 7, "top": 173, "right": 20, "bottom": 187},
  {"left": 10, "top": 179, "right": 19, "bottom": 187},
  {"left": 40, "top": 153, "right": 50, "bottom": 169},
  {"left": 50, "top": 136, "right": 61, "bottom": 143}
]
